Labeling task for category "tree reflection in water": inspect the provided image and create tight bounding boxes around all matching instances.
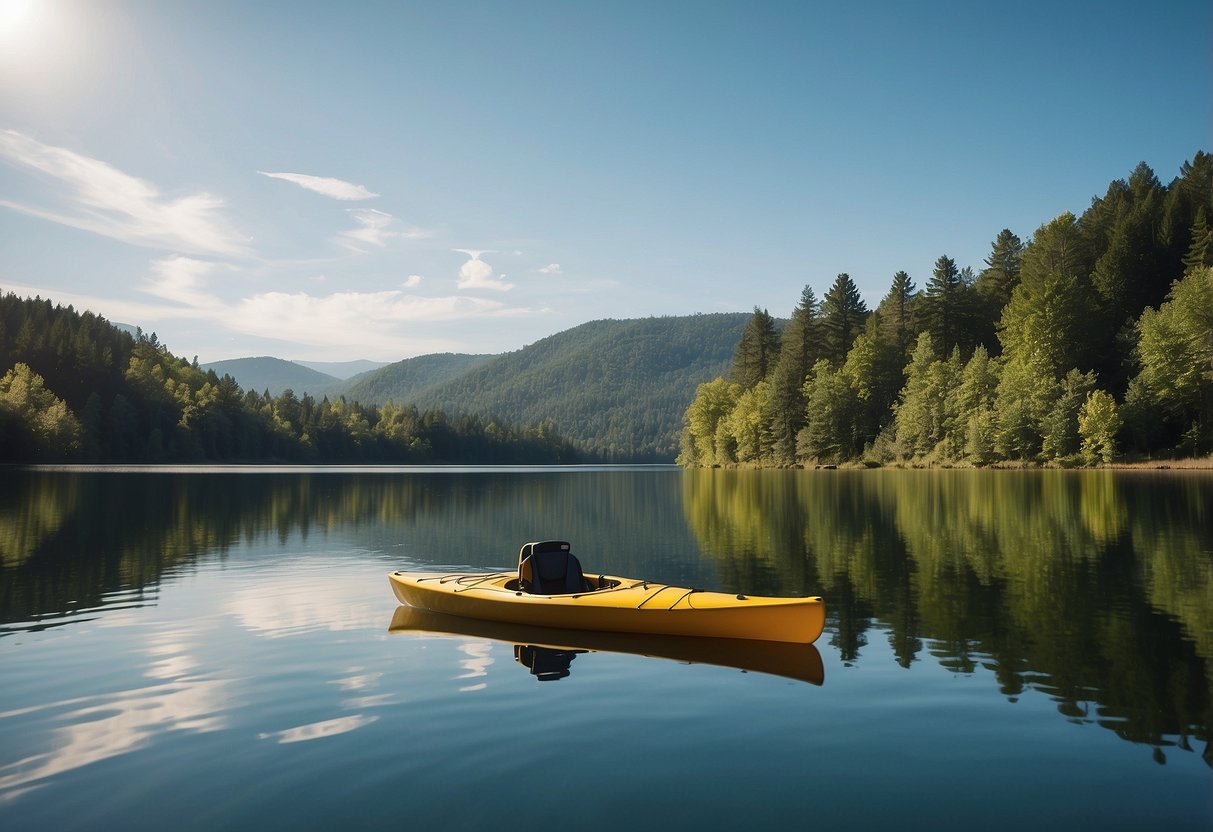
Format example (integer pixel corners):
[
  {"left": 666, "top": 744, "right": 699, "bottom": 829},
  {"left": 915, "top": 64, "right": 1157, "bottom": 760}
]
[
  {"left": 1, "top": 466, "right": 1208, "bottom": 764},
  {"left": 682, "top": 468, "right": 1211, "bottom": 766}
]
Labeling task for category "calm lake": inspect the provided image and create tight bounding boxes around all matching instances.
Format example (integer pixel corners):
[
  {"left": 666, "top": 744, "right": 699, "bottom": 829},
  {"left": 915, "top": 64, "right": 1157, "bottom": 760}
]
[{"left": 0, "top": 466, "right": 1209, "bottom": 829}]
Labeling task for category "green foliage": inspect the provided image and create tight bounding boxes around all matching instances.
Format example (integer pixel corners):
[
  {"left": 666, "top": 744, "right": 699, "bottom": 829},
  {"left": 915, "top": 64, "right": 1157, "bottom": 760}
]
[
  {"left": 974, "top": 229, "right": 1024, "bottom": 351},
  {"left": 923, "top": 254, "right": 979, "bottom": 356},
  {"left": 821, "top": 273, "right": 869, "bottom": 365},
  {"left": 1182, "top": 208, "right": 1212, "bottom": 274},
  {"left": 342, "top": 353, "right": 494, "bottom": 404},
  {"left": 891, "top": 333, "right": 962, "bottom": 459},
  {"left": 677, "top": 151, "right": 1210, "bottom": 470},
  {"left": 943, "top": 345, "right": 1000, "bottom": 463},
  {"left": 999, "top": 258, "right": 1099, "bottom": 375},
  {"left": 731, "top": 307, "right": 781, "bottom": 390},
  {"left": 0, "top": 292, "right": 583, "bottom": 464},
  {"left": 976, "top": 229, "right": 1025, "bottom": 309},
  {"left": 841, "top": 314, "right": 902, "bottom": 445},
  {"left": 1040, "top": 369, "right": 1097, "bottom": 462},
  {"left": 876, "top": 270, "right": 919, "bottom": 363},
  {"left": 409, "top": 314, "right": 749, "bottom": 461},
  {"left": 1078, "top": 390, "right": 1122, "bottom": 464},
  {"left": 1127, "top": 266, "right": 1213, "bottom": 453},
  {"left": 0, "top": 363, "right": 81, "bottom": 459},
  {"left": 766, "top": 286, "right": 823, "bottom": 464},
  {"left": 724, "top": 380, "right": 772, "bottom": 463},
  {"left": 677, "top": 377, "right": 741, "bottom": 466},
  {"left": 993, "top": 353, "right": 1059, "bottom": 460},
  {"left": 799, "top": 360, "right": 860, "bottom": 464}
]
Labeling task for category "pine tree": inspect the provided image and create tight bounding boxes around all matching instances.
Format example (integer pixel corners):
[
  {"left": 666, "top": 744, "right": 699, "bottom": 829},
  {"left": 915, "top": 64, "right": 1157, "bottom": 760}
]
[
  {"left": 799, "top": 360, "right": 859, "bottom": 464},
  {"left": 922, "top": 255, "right": 969, "bottom": 356},
  {"left": 841, "top": 313, "right": 902, "bottom": 446},
  {"left": 730, "top": 307, "right": 780, "bottom": 390},
  {"left": 1089, "top": 162, "right": 1167, "bottom": 320},
  {"left": 1182, "top": 208, "right": 1212, "bottom": 274},
  {"left": 943, "top": 345, "right": 999, "bottom": 462},
  {"left": 975, "top": 229, "right": 1025, "bottom": 309},
  {"left": 876, "top": 270, "right": 918, "bottom": 362},
  {"left": 766, "top": 286, "right": 822, "bottom": 464},
  {"left": 821, "top": 273, "right": 868, "bottom": 365},
  {"left": 1020, "top": 212, "right": 1090, "bottom": 294}
]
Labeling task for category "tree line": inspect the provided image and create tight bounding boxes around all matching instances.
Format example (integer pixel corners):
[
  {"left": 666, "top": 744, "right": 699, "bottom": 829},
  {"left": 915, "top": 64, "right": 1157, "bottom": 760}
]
[
  {"left": 0, "top": 292, "right": 583, "bottom": 463},
  {"left": 680, "top": 152, "right": 1213, "bottom": 467}
]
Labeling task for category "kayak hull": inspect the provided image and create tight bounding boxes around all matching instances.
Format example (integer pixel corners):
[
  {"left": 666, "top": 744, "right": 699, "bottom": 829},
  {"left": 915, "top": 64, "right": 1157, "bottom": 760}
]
[{"left": 389, "top": 571, "right": 825, "bottom": 644}]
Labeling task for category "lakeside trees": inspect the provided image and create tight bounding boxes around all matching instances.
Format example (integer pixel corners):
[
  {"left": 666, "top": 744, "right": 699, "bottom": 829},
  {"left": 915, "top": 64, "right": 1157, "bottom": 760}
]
[
  {"left": 680, "top": 151, "right": 1213, "bottom": 466},
  {"left": 0, "top": 293, "right": 583, "bottom": 463}
]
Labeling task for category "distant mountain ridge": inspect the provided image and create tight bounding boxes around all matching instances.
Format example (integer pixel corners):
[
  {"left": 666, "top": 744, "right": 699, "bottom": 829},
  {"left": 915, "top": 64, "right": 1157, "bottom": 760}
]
[
  {"left": 202, "top": 313, "right": 749, "bottom": 461},
  {"left": 294, "top": 359, "right": 388, "bottom": 380},
  {"left": 201, "top": 356, "right": 343, "bottom": 398},
  {"left": 385, "top": 314, "right": 749, "bottom": 461},
  {"left": 342, "top": 353, "right": 494, "bottom": 403}
]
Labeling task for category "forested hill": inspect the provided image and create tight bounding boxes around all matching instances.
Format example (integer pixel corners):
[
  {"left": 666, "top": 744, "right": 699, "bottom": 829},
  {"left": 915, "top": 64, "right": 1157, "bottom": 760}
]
[
  {"left": 201, "top": 356, "right": 344, "bottom": 398},
  {"left": 681, "top": 151, "right": 1213, "bottom": 468},
  {"left": 0, "top": 292, "right": 584, "bottom": 464},
  {"left": 398, "top": 314, "right": 751, "bottom": 461},
  {"left": 342, "top": 353, "right": 495, "bottom": 404}
]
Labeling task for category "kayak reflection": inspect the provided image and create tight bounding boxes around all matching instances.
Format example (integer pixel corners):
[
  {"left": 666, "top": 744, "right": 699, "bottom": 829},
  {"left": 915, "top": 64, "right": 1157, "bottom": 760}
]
[{"left": 389, "top": 605, "right": 824, "bottom": 685}]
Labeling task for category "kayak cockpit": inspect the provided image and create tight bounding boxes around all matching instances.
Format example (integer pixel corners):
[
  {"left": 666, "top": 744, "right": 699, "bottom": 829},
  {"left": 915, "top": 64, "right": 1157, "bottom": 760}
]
[{"left": 514, "top": 541, "right": 620, "bottom": 595}]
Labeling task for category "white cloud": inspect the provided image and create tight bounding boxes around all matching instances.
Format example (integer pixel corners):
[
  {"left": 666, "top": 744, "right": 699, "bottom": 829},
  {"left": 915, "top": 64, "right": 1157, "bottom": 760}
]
[
  {"left": 454, "top": 249, "right": 514, "bottom": 292},
  {"left": 143, "top": 256, "right": 227, "bottom": 309},
  {"left": 3, "top": 274, "right": 551, "bottom": 362},
  {"left": 339, "top": 208, "right": 396, "bottom": 248},
  {"left": 226, "top": 289, "right": 536, "bottom": 350},
  {"left": 403, "top": 275, "right": 423, "bottom": 288},
  {"left": 538, "top": 263, "right": 562, "bottom": 275},
  {"left": 258, "top": 170, "right": 378, "bottom": 201},
  {"left": 0, "top": 130, "right": 249, "bottom": 256},
  {"left": 337, "top": 208, "right": 434, "bottom": 251}
]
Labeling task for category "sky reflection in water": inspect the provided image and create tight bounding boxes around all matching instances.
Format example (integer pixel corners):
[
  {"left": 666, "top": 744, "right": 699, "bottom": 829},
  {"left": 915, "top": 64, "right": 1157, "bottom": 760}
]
[{"left": 0, "top": 468, "right": 1209, "bottom": 829}]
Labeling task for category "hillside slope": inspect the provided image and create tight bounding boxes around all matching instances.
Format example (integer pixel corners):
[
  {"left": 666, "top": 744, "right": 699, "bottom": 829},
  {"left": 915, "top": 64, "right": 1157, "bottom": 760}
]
[
  {"left": 293, "top": 359, "right": 387, "bottom": 380},
  {"left": 201, "top": 357, "right": 341, "bottom": 397},
  {"left": 404, "top": 314, "right": 748, "bottom": 461},
  {"left": 343, "top": 353, "right": 494, "bottom": 404}
]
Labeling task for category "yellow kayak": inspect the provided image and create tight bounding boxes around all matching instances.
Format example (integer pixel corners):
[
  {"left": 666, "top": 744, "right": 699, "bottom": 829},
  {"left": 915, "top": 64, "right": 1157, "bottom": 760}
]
[
  {"left": 389, "top": 606, "right": 824, "bottom": 684},
  {"left": 388, "top": 540, "right": 824, "bottom": 644}
]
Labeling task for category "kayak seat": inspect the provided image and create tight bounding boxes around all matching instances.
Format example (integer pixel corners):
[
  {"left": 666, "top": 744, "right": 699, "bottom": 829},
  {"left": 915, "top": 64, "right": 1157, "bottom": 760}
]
[{"left": 518, "top": 540, "right": 589, "bottom": 595}]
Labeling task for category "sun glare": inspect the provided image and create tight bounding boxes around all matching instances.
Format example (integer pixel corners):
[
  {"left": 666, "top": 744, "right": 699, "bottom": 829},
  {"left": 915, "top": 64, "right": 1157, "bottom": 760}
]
[
  {"left": 0, "top": 0, "right": 36, "bottom": 38},
  {"left": 0, "top": 0, "right": 97, "bottom": 99}
]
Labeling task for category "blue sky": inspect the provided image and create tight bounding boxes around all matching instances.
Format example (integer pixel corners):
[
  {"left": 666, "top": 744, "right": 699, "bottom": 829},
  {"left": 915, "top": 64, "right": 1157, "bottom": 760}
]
[{"left": 1, "top": 0, "right": 1209, "bottom": 362}]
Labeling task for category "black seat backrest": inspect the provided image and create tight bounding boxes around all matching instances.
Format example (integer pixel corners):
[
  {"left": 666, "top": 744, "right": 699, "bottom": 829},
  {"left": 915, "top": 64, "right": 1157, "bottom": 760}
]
[{"left": 518, "top": 540, "right": 587, "bottom": 595}]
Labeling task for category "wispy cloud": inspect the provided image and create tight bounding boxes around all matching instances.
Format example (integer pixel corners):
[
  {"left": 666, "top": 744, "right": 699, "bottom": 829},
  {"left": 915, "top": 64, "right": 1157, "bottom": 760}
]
[
  {"left": 4, "top": 272, "right": 549, "bottom": 360},
  {"left": 228, "top": 289, "right": 531, "bottom": 349},
  {"left": 538, "top": 263, "right": 562, "bottom": 275},
  {"left": 143, "top": 256, "right": 228, "bottom": 309},
  {"left": 454, "top": 249, "right": 514, "bottom": 292},
  {"left": 0, "top": 130, "right": 249, "bottom": 256},
  {"left": 337, "top": 208, "right": 433, "bottom": 251},
  {"left": 403, "top": 275, "right": 423, "bottom": 288},
  {"left": 339, "top": 208, "right": 396, "bottom": 248},
  {"left": 258, "top": 170, "right": 378, "bottom": 201}
]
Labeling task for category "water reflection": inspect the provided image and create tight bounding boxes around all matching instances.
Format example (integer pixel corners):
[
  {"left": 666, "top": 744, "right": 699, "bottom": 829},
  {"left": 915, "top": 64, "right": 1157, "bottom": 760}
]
[
  {"left": 388, "top": 606, "right": 826, "bottom": 685},
  {"left": 514, "top": 645, "right": 582, "bottom": 681},
  {"left": 1, "top": 467, "right": 1208, "bottom": 764},
  {"left": 682, "top": 468, "right": 1212, "bottom": 765},
  {"left": 0, "top": 624, "right": 228, "bottom": 800}
]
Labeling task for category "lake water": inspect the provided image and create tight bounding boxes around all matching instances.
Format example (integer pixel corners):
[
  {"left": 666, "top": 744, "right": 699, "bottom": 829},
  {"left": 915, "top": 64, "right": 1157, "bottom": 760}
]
[{"left": 0, "top": 466, "right": 1209, "bottom": 829}]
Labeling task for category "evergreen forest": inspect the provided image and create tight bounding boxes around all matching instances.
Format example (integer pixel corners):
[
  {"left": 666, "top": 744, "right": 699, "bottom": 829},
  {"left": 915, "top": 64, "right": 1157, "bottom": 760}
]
[
  {"left": 0, "top": 293, "right": 583, "bottom": 464},
  {"left": 679, "top": 152, "right": 1213, "bottom": 467}
]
